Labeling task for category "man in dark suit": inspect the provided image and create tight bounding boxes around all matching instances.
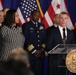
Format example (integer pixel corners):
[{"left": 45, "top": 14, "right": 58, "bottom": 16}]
[
  {"left": 46, "top": 14, "right": 59, "bottom": 37},
  {"left": 22, "top": 10, "right": 46, "bottom": 75},
  {"left": 0, "top": 31, "right": 3, "bottom": 48},
  {"left": 46, "top": 11, "right": 75, "bottom": 75},
  {"left": 73, "top": 27, "right": 76, "bottom": 44},
  {"left": 0, "top": 10, "right": 4, "bottom": 49}
]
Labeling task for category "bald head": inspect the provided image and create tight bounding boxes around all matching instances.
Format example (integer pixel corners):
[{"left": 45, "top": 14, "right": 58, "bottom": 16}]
[{"left": 54, "top": 14, "right": 59, "bottom": 25}]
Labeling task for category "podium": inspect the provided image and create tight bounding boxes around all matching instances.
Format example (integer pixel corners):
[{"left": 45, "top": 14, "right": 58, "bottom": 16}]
[{"left": 48, "top": 44, "right": 76, "bottom": 75}]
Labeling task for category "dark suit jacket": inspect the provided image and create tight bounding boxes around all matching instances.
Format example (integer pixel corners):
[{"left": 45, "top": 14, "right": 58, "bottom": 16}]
[
  {"left": 46, "top": 25, "right": 57, "bottom": 37},
  {"left": 46, "top": 27, "right": 75, "bottom": 52},
  {"left": 0, "top": 27, "right": 3, "bottom": 49},
  {"left": 73, "top": 29, "right": 76, "bottom": 44}
]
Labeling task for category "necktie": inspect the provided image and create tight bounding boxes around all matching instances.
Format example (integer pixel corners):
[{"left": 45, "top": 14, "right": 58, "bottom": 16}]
[
  {"left": 63, "top": 28, "right": 67, "bottom": 44},
  {"left": 63, "top": 28, "right": 66, "bottom": 40}
]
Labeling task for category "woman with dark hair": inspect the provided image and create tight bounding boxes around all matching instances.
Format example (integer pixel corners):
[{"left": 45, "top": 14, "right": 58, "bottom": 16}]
[{"left": 0, "top": 9, "right": 25, "bottom": 60}]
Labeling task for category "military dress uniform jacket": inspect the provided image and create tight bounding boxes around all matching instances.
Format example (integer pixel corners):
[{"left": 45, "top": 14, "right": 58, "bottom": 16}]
[{"left": 22, "top": 21, "right": 46, "bottom": 54}]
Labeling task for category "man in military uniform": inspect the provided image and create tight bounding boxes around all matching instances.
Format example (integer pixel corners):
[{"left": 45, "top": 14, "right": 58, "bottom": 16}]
[{"left": 22, "top": 10, "right": 46, "bottom": 75}]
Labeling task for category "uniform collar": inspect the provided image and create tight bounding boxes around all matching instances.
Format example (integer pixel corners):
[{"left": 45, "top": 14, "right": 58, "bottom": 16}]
[
  {"left": 54, "top": 24, "right": 58, "bottom": 27},
  {"left": 31, "top": 20, "right": 38, "bottom": 25},
  {"left": 31, "top": 20, "right": 38, "bottom": 27}
]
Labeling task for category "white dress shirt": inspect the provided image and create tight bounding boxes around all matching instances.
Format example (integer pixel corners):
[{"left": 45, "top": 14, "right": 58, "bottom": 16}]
[{"left": 0, "top": 23, "right": 2, "bottom": 27}]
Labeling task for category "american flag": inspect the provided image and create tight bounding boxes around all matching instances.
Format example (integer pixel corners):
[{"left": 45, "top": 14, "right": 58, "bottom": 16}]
[{"left": 17, "top": 0, "right": 39, "bottom": 25}]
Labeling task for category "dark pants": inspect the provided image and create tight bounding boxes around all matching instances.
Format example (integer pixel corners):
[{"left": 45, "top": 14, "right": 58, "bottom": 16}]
[{"left": 29, "top": 54, "right": 44, "bottom": 75}]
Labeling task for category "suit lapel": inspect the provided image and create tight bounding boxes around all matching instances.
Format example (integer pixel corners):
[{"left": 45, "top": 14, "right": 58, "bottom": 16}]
[
  {"left": 56, "top": 27, "right": 63, "bottom": 43},
  {"left": 66, "top": 28, "right": 69, "bottom": 44}
]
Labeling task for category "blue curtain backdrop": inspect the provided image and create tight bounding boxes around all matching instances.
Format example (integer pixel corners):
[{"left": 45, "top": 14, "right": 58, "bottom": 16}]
[
  {"left": 66, "top": 0, "right": 76, "bottom": 25},
  {"left": 2, "top": 0, "right": 21, "bottom": 9}
]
